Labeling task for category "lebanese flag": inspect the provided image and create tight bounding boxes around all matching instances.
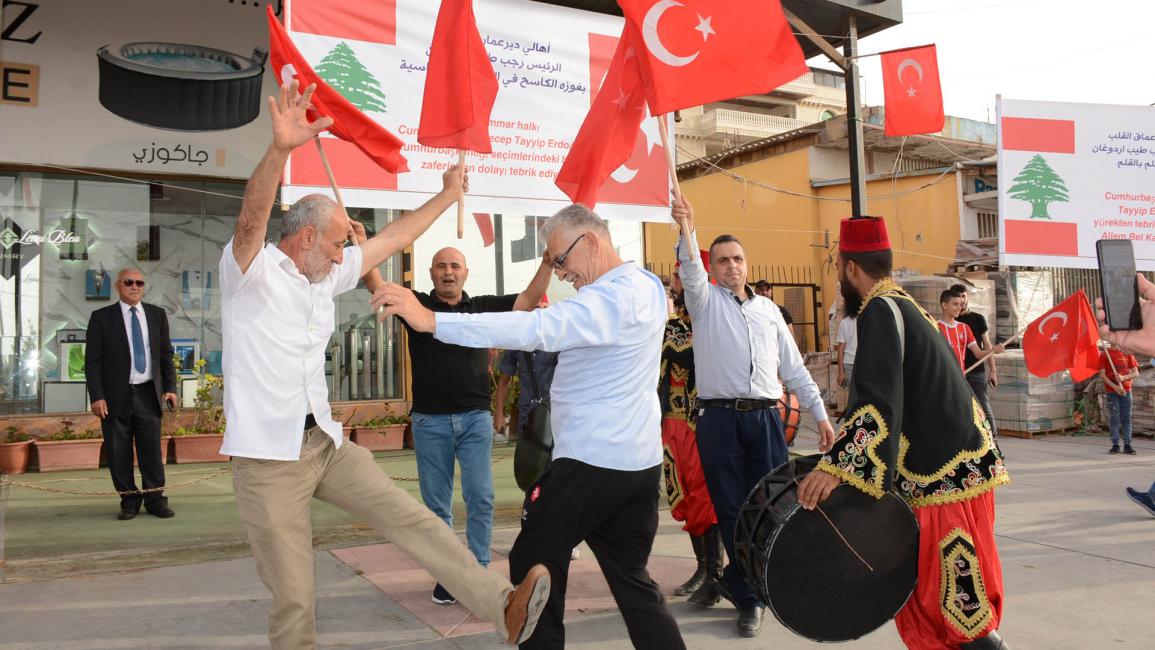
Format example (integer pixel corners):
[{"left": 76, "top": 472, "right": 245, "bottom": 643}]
[
  {"left": 418, "top": 0, "right": 499, "bottom": 152},
  {"left": 618, "top": 0, "right": 807, "bottom": 115},
  {"left": 290, "top": 0, "right": 397, "bottom": 45},
  {"left": 1021, "top": 290, "right": 1102, "bottom": 381},
  {"left": 555, "top": 24, "right": 648, "bottom": 208},
  {"left": 880, "top": 45, "right": 944, "bottom": 137},
  {"left": 266, "top": 6, "right": 408, "bottom": 173}
]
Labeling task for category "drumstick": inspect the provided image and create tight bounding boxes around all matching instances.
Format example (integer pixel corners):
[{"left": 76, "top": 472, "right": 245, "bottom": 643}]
[{"left": 793, "top": 478, "right": 875, "bottom": 573}]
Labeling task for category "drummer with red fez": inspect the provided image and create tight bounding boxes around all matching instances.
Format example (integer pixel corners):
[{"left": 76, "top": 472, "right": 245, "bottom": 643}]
[
  {"left": 671, "top": 196, "right": 836, "bottom": 638},
  {"left": 798, "top": 216, "right": 1012, "bottom": 650},
  {"left": 660, "top": 250, "right": 724, "bottom": 606}
]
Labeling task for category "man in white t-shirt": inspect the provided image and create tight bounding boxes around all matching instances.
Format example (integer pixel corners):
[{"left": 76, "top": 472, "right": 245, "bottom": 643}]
[
  {"left": 220, "top": 81, "right": 548, "bottom": 649},
  {"left": 835, "top": 314, "right": 858, "bottom": 388}
]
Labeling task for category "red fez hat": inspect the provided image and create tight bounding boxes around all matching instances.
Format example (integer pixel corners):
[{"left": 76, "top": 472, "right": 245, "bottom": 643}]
[
  {"left": 839, "top": 216, "right": 891, "bottom": 253},
  {"left": 675, "top": 249, "right": 711, "bottom": 272}
]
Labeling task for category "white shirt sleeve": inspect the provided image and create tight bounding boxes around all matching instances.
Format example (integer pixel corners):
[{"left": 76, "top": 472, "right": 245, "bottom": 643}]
[
  {"left": 330, "top": 245, "right": 364, "bottom": 296},
  {"left": 776, "top": 308, "right": 829, "bottom": 422},
  {"left": 220, "top": 239, "right": 266, "bottom": 297},
  {"left": 674, "top": 231, "right": 711, "bottom": 319},
  {"left": 435, "top": 281, "right": 636, "bottom": 352}
]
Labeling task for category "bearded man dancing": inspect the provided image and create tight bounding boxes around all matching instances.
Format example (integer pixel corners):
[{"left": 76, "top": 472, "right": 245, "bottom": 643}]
[{"left": 797, "top": 216, "right": 1012, "bottom": 650}]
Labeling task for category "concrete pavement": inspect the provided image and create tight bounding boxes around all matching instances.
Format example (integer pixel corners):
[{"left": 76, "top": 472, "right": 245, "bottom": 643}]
[{"left": 1, "top": 435, "right": 1153, "bottom": 649}]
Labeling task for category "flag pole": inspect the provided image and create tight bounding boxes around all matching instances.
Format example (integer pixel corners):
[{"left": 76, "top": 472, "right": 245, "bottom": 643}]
[
  {"left": 963, "top": 330, "right": 1023, "bottom": 376},
  {"left": 657, "top": 115, "right": 681, "bottom": 201},
  {"left": 313, "top": 137, "right": 348, "bottom": 218},
  {"left": 456, "top": 150, "right": 466, "bottom": 239}
]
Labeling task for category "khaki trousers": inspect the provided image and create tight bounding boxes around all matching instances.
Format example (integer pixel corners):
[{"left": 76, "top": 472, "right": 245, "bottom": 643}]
[{"left": 233, "top": 428, "right": 513, "bottom": 650}]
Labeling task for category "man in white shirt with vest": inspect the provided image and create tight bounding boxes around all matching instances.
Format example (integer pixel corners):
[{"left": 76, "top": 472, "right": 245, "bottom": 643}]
[
  {"left": 371, "top": 205, "right": 686, "bottom": 650},
  {"left": 672, "top": 196, "right": 835, "bottom": 638},
  {"left": 220, "top": 81, "right": 548, "bottom": 649}
]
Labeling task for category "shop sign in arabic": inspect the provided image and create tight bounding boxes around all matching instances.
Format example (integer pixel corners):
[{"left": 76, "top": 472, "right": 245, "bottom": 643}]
[{"left": 132, "top": 142, "right": 212, "bottom": 166}]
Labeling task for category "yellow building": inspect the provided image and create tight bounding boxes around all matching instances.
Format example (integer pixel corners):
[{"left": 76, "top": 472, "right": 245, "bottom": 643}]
[{"left": 645, "top": 111, "right": 996, "bottom": 352}]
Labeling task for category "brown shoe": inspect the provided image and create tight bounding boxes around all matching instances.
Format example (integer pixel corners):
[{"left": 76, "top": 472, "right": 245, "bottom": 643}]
[{"left": 504, "top": 564, "right": 551, "bottom": 645}]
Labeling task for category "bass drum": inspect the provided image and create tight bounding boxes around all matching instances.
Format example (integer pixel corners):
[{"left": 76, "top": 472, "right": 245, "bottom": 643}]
[{"left": 734, "top": 455, "right": 919, "bottom": 642}]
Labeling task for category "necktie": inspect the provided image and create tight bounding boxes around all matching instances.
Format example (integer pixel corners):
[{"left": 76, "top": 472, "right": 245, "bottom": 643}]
[{"left": 130, "top": 307, "right": 146, "bottom": 373}]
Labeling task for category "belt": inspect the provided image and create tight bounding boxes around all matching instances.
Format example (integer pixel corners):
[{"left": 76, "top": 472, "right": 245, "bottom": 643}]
[
  {"left": 304, "top": 413, "right": 317, "bottom": 431},
  {"left": 700, "top": 398, "right": 774, "bottom": 412},
  {"left": 128, "top": 381, "right": 154, "bottom": 391}
]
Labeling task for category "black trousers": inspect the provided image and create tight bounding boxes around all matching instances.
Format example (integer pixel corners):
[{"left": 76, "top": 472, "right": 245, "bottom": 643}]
[
  {"left": 509, "top": 458, "right": 685, "bottom": 650},
  {"left": 101, "top": 381, "right": 166, "bottom": 511},
  {"left": 695, "top": 405, "right": 789, "bottom": 608},
  {"left": 967, "top": 369, "right": 998, "bottom": 437}
]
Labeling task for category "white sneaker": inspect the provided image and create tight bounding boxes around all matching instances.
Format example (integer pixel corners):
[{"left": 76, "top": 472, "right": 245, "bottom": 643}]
[{"left": 570, "top": 547, "right": 580, "bottom": 561}]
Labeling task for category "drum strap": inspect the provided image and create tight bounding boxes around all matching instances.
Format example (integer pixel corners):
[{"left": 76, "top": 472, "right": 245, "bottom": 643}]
[{"left": 880, "top": 297, "right": 905, "bottom": 362}]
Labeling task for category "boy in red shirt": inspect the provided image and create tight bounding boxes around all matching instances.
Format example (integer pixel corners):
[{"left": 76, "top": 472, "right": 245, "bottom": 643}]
[
  {"left": 1100, "top": 343, "right": 1140, "bottom": 455},
  {"left": 938, "top": 289, "right": 997, "bottom": 372}
]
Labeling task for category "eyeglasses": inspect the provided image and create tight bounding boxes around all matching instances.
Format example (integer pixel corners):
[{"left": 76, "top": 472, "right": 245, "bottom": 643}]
[
  {"left": 551, "top": 233, "right": 586, "bottom": 270},
  {"left": 122, "top": 280, "right": 145, "bottom": 287}
]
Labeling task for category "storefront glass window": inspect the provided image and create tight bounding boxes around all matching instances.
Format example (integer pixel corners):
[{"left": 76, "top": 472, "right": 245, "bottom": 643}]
[{"left": 0, "top": 172, "right": 404, "bottom": 415}]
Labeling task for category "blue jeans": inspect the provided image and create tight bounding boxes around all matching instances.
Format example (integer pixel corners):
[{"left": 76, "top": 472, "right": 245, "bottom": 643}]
[
  {"left": 1107, "top": 391, "right": 1133, "bottom": 445},
  {"left": 411, "top": 410, "right": 494, "bottom": 566}
]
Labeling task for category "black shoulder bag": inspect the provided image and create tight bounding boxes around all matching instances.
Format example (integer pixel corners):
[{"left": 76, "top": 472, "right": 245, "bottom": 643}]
[{"left": 514, "top": 352, "right": 553, "bottom": 491}]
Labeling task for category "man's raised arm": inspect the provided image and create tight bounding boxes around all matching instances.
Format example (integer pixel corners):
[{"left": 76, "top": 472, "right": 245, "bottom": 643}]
[
  {"left": 233, "top": 81, "right": 334, "bottom": 273},
  {"left": 357, "top": 167, "right": 466, "bottom": 275}
]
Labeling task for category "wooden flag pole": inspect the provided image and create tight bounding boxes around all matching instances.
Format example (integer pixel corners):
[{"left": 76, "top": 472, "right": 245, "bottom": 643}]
[
  {"left": 656, "top": 115, "right": 681, "bottom": 201},
  {"left": 963, "top": 329, "right": 1025, "bottom": 376},
  {"left": 313, "top": 137, "right": 348, "bottom": 217},
  {"left": 456, "top": 150, "right": 466, "bottom": 239}
]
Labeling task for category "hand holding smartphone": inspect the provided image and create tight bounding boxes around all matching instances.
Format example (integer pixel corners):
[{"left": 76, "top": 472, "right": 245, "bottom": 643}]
[{"left": 1096, "top": 239, "right": 1142, "bottom": 331}]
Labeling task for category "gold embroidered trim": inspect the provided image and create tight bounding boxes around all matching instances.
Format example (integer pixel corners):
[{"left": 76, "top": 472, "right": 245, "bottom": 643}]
[
  {"left": 898, "top": 398, "right": 1001, "bottom": 484},
  {"left": 662, "top": 445, "right": 684, "bottom": 509},
  {"left": 905, "top": 472, "right": 1010, "bottom": 508},
  {"left": 814, "top": 403, "right": 891, "bottom": 498},
  {"left": 939, "top": 527, "right": 995, "bottom": 638},
  {"left": 861, "top": 280, "right": 937, "bottom": 327}
]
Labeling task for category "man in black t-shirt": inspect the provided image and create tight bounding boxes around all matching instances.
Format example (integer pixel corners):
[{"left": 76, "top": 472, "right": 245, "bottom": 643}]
[
  {"left": 754, "top": 280, "right": 794, "bottom": 334},
  {"left": 951, "top": 284, "right": 999, "bottom": 437},
  {"left": 402, "top": 246, "right": 551, "bottom": 605}
]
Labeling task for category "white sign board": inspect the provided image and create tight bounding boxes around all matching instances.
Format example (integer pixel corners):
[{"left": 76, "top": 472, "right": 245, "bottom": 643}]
[
  {"left": 0, "top": 0, "right": 275, "bottom": 178},
  {"left": 998, "top": 97, "right": 1155, "bottom": 269},
  {"left": 281, "top": 0, "right": 672, "bottom": 222}
]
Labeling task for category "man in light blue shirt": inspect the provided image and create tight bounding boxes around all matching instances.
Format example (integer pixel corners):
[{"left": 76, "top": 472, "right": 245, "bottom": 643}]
[
  {"left": 373, "top": 205, "right": 685, "bottom": 650},
  {"left": 672, "top": 195, "right": 835, "bottom": 638}
]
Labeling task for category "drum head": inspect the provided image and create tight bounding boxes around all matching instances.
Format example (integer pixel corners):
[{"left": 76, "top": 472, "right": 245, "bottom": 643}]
[{"left": 739, "top": 457, "right": 919, "bottom": 642}]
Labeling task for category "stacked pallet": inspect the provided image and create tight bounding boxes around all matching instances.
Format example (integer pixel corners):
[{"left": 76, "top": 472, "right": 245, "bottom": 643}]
[
  {"left": 986, "top": 270, "right": 1054, "bottom": 344},
  {"left": 896, "top": 274, "right": 997, "bottom": 329},
  {"left": 991, "top": 350, "right": 1075, "bottom": 437}
]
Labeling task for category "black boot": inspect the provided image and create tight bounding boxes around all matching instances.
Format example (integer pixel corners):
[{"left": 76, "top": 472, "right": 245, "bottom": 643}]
[
  {"left": 688, "top": 525, "right": 725, "bottom": 607},
  {"left": 675, "top": 533, "right": 707, "bottom": 596},
  {"left": 960, "top": 630, "right": 1010, "bottom": 650}
]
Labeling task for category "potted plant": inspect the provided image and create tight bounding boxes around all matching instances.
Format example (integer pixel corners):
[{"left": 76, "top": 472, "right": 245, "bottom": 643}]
[
  {"left": 0, "top": 425, "right": 35, "bottom": 475},
  {"left": 35, "top": 418, "right": 104, "bottom": 472},
  {"left": 351, "top": 414, "right": 409, "bottom": 452},
  {"left": 170, "top": 359, "right": 229, "bottom": 464}
]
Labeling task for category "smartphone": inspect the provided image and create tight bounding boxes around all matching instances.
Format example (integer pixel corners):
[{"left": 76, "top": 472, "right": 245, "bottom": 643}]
[{"left": 1096, "top": 239, "right": 1142, "bottom": 331}]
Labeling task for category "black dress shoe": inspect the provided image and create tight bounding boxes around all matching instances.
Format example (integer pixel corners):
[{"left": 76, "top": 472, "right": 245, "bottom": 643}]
[
  {"left": 737, "top": 605, "right": 765, "bottom": 637},
  {"left": 146, "top": 506, "right": 175, "bottom": 519},
  {"left": 117, "top": 508, "right": 139, "bottom": 521}
]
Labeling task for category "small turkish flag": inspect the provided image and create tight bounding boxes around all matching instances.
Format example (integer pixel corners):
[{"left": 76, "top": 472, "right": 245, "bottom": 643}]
[
  {"left": 880, "top": 44, "right": 945, "bottom": 137},
  {"left": 1021, "top": 290, "right": 1102, "bottom": 381},
  {"left": 266, "top": 6, "right": 408, "bottom": 173},
  {"left": 618, "top": 0, "right": 807, "bottom": 115},
  {"left": 555, "top": 24, "right": 648, "bottom": 208},
  {"left": 418, "top": 0, "right": 499, "bottom": 152}
]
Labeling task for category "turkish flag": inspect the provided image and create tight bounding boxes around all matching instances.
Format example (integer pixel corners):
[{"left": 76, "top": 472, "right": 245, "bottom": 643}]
[
  {"left": 618, "top": 0, "right": 807, "bottom": 115},
  {"left": 880, "top": 44, "right": 945, "bottom": 137},
  {"left": 555, "top": 25, "right": 648, "bottom": 208},
  {"left": 266, "top": 6, "right": 408, "bottom": 173},
  {"left": 1021, "top": 290, "right": 1102, "bottom": 381},
  {"left": 418, "top": 0, "right": 499, "bottom": 152}
]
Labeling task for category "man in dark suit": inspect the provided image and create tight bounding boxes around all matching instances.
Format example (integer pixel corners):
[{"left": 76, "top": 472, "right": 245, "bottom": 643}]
[{"left": 86, "top": 268, "right": 178, "bottom": 520}]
